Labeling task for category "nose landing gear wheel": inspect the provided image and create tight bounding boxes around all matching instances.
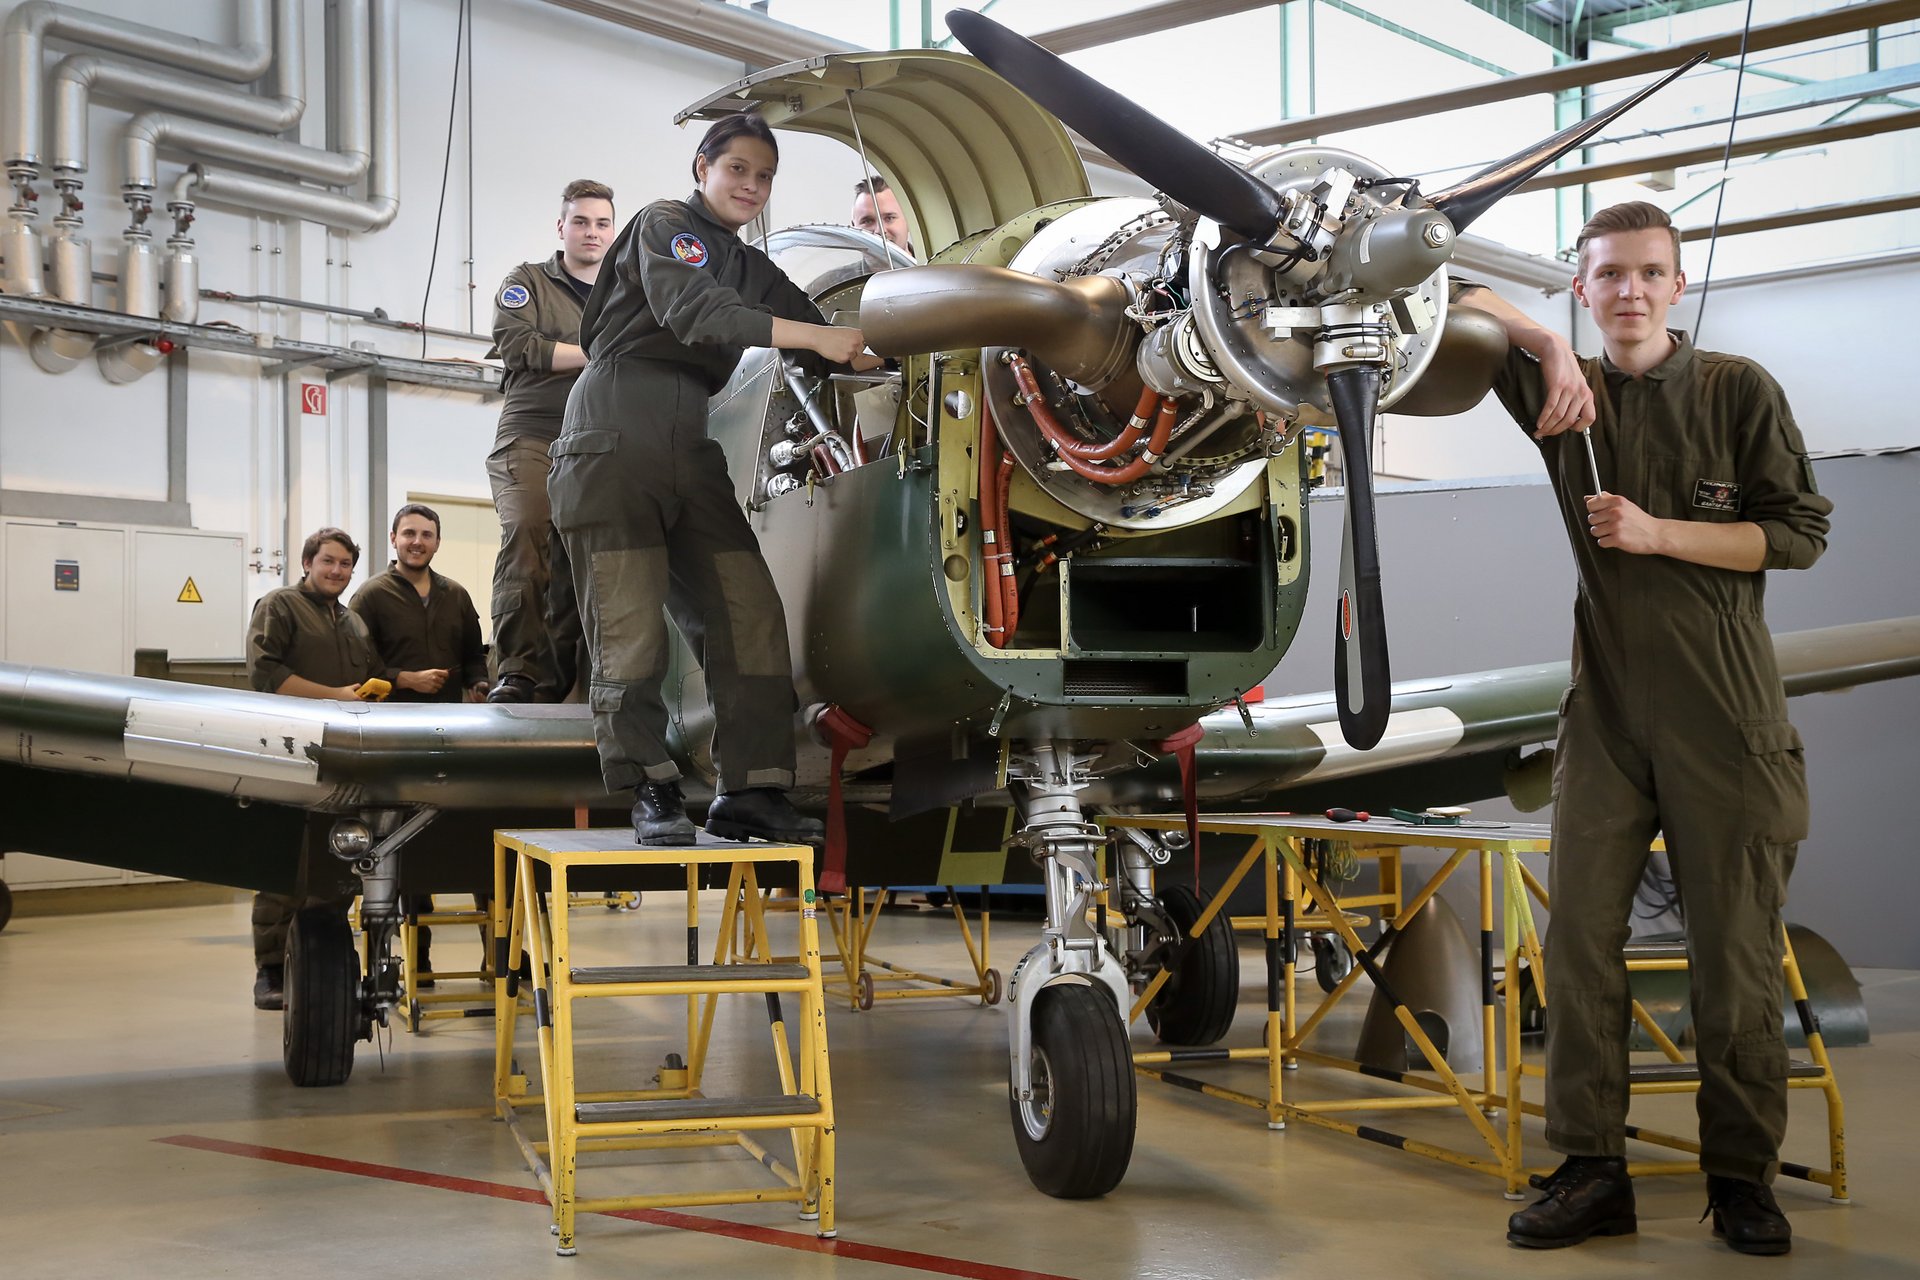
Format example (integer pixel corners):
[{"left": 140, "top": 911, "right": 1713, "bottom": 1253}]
[
  {"left": 1010, "top": 982, "right": 1136, "bottom": 1198},
  {"left": 283, "top": 907, "right": 366, "bottom": 1087},
  {"left": 1145, "top": 883, "right": 1240, "bottom": 1046},
  {"left": 1311, "top": 932, "right": 1354, "bottom": 994}
]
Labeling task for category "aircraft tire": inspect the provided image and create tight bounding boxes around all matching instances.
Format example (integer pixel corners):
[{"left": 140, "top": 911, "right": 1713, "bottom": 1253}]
[
  {"left": 0, "top": 880, "right": 12, "bottom": 933},
  {"left": 283, "top": 907, "right": 360, "bottom": 1087},
  {"left": 1145, "top": 883, "right": 1239, "bottom": 1046},
  {"left": 1312, "top": 932, "right": 1355, "bottom": 994},
  {"left": 1010, "top": 982, "right": 1136, "bottom": 1198}
]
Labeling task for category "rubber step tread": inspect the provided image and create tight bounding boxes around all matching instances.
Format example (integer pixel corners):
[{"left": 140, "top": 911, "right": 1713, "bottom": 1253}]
[
  {"left": 570, "top": 963, "right": 810, "bottom": 985},
  {"left": 1629, "top": 1060, "right": 1825, "bottom": 1083},
  {"left": 576, "top": 1094, "right": 822, "bottom": 1123}
]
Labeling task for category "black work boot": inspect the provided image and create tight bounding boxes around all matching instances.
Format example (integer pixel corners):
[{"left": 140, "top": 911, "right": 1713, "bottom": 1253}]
[
  {"left": 1506, "top": 1156, "right": 1636, "bottom": 1248},
  {"left": 487, "top": 673, "right": 537, "bottom": 704},
  {"left": 633, "top": 780, "right": 696, "bottom": 846},
  {"left": 1705, "top": 1174, "right": 1792, "bottom": 1255},
  {"left": 705, "top": 788, "right": 826, "bottom": 846},
  {"left": 253, "top": 965, "right": 284, "bottom": 1011}
]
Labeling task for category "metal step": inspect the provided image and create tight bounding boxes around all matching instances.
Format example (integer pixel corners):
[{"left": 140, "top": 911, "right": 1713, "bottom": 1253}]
[
  {"left": 1629, "top": 1060, "right": 1826, "bottom": 1084},
  {"left": 576, "top": 1094, "right": 822, "bottom": 1124},
  {"left": 569, "top": 963, "right": 811, "bottom": 985},
  {"left": 1623, "top": 942, "right": 1691, "bottom": 962}
]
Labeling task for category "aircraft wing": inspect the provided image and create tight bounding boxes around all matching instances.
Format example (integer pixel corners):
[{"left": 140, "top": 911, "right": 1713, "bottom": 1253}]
[{"left": 1, "top": 616, "right": 1915, "bottom": 889}]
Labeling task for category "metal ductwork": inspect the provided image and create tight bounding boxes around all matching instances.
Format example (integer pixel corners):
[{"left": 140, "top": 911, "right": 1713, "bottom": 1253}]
[
  {"left": 862, "top": 264, "right": 1137, "bottom": 390},
  {"left": 5, "top": 0, "right": 275, "bottom": 168},
  {"left": 123, "top": 112, "right": 365, "bottom": 192},
  {"left": 51, "top": 0, "right": 305, "bottom": 176},
  {"left": 186, "top": 0, "right": 397, "bottom": 234}
]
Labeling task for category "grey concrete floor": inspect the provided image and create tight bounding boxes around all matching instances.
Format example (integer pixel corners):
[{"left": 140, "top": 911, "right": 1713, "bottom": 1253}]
[{"left": 2, "top": 895, "right": 1918, "bottom": 1278}]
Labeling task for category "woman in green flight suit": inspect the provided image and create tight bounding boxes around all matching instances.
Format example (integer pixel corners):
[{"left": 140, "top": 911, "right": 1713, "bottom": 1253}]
[{"left": 549, "top": 112, "right": 878, "bottom": 847}]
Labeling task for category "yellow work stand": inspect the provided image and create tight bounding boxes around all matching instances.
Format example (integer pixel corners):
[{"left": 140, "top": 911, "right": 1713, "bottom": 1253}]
[
  {"left": 1101, "top": 814, "right": 1847, "bottom": 1201},
  {"left": 490, "top": 829, "right": 837, "bottom": 1255}
]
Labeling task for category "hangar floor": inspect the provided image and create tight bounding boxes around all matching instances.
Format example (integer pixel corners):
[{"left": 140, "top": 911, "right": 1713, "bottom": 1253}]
[{"left": 3, "top": 894, "right": 1918, "bottom": 1278}]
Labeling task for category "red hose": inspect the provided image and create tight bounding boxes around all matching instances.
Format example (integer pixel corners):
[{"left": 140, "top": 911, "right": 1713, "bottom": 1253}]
[
  {"left": 996, "top": 438, "right": 1019, "bottom": 641},
  {"left": 978, "top": 413, "right": 1007, "bottom": 647},
  {"left": 1004, "top": 354, "right": 1176, "bottom": 486}
]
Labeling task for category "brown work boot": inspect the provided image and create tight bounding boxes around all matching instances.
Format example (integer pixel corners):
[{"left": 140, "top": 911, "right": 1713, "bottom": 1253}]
[
  {"left": 1507, "top": 1156, "right": 1636, "bottom": 1248},
  {"left": 1705, "top": 1174, "right": 1791, "bottom": 1255}
]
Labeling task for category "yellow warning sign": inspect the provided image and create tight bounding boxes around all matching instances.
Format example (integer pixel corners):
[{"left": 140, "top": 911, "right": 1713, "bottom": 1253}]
[{"left": 177, "top": 577, "right": 203, "bottom": 604}]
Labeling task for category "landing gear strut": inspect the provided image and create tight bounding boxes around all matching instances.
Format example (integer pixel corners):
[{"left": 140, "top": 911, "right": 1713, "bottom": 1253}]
[
  {"left": 280, "top": 808, "right": 437, "bottom": 1086},
  {"left": 1004, "top": 742, "right": 1136, "bottom": 1198}
]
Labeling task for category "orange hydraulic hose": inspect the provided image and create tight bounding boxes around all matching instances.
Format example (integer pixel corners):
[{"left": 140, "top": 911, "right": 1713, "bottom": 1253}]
[
  {"left": 978, "top": 412, "right": 1007, "bottom": 646},
  {"left": 996, "top": 436, "right": 1019, "bottom": 641},
  {"left": 1003, "top": 353, "right": 1177, "bottom": 486},
  {"left": 1005, "top": 356, "right": 1154, "bottom": 462}
]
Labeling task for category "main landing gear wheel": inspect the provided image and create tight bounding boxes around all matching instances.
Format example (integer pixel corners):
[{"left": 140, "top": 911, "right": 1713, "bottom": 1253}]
[
  {"left": 1146, "top": 883, "right": 1240, "bottom": 1046},
  {"left": 283, "top": 907, "right": 365, "bottom": 1087},
  {"left": 982, "top": 968, "right": 1004, "bottom": 1006},
  {"left": 1011, "top": 983, "right": 1136, "bottom": 1198}
]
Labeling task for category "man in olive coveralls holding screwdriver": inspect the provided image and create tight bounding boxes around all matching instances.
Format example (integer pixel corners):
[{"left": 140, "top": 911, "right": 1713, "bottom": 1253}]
[{"left": 1457, "top": 201, "right": 1831, "bottom": 1256}]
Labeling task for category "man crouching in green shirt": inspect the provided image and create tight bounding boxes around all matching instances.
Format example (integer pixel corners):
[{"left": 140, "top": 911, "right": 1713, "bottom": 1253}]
[{"left": 1456, "top": 201, "right": 1831, "bottom": 1257}]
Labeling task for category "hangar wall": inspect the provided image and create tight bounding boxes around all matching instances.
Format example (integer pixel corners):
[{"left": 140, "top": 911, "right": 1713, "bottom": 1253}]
[
  {"left": 1269, "top": 451, "right": 1920, "bottom": 969},
  {"left": 0, "top": 0, "right": 874, "bottom": 607},
  {"left": 1383, "top": 251, "right": 1920, "bottom": 480}
]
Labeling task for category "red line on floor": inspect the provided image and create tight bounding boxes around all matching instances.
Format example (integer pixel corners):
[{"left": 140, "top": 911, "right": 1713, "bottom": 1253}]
[{"left": 157, "top": 1134, "right": 1078, "bottom": 1280}]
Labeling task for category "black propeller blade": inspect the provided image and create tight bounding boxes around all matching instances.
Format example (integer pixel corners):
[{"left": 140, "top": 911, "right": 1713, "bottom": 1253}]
[
  {"left": 945, "top": 8, "right": 1285, "bottom": 242},
  {"left": 1430, "top": 52, "right": 1711, "bottom": 234},
  {"left": 1327, "top": 366, "right": 1390, "bottom": 751}
]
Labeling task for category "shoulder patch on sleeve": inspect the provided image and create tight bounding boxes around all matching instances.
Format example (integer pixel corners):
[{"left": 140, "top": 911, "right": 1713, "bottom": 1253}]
[
  {"left": 499, "top": 282, "right": 531, "bottom": 309},
  {"left": 669, "top": 232, "right": 709, "bottom": 267}
]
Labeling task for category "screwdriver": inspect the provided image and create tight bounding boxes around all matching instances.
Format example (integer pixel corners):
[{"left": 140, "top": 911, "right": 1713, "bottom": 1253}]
[{"left": 1326, "top": 808, "right": 1370, "bottom": 823}]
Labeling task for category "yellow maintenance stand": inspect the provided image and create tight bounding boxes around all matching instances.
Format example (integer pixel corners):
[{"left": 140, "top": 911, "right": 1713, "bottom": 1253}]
[
  {"left": 490, "top": 828, "right": 836, "bottom": 1255},
  {"left": 1102, "top": 813, "right": 1847, "bottom": 1201}
]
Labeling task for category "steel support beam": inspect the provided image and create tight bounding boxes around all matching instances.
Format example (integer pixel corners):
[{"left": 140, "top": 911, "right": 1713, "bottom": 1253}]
[
  {"left": 1029, "top": 0, "right": 1293, "bottom": 55},
  {"left": 167, "top": 346, "right": 189, "bottom": 508},
  {"left": 0, "top": 296, "right": 501, "bottom": 397},
  {"left": 367, "top": 372, "right": 389, "bottom": 575},
  {"left": 1679, "top": 190, "right": 1920, "bottom": 241},
  {"left": 1235, "top": 0, "right": 1920, "bottom": 147},
  {"left": 539, "top": 0, "right": 848, "bottom": 68},
  {"left": 1516, "top": 107, "right": 1920, "bottom": 193}
]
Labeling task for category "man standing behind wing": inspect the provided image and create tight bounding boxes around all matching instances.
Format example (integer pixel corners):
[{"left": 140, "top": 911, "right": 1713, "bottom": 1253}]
[{"left": 1455, "top": 201, "right": 1831, "bottom": 1257}]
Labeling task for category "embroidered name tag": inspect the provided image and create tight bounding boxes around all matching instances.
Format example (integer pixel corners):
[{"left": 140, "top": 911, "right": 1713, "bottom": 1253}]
[{"left": 1693, "top": 478, "right": 1740, "bottom": 512}]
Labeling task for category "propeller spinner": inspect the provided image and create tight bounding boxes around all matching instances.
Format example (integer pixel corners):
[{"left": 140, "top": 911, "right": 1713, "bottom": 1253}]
[{"left": 946, "top": 8, "right": 1704, "bottom": 748}]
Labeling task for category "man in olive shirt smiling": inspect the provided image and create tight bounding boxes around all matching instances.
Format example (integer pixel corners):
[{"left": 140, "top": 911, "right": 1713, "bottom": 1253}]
[
  {"left": 350, "top": 504, "right": 488, "bottom": 703},
  {"left": 1456, "top": 202, "right": 1830, "bottom": 1257},
  {"left": 245, "top": 527, "right": 378, "bottom": 1009}
]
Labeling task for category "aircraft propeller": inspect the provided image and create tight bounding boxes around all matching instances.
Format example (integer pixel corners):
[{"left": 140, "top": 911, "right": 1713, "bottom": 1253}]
[{"left": 945, "top": 8, "right": 1704, "bottom": 749}]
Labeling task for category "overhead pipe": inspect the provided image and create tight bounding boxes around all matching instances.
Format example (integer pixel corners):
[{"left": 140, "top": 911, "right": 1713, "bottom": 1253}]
[
  {"left": 5, "top": 0, "right": 274, "bottom": 169},
  {"left": 162, "top": 170, "right": 198, "bottom": 326},
  {"left": 186, "top": 0, "right": 397, "bottom": 233},
  {"left": 123, "top": 113, "right": 366, "bottom": 192},
  {"left": 50, "top": 0, "right": 304, "bottom": 178}
]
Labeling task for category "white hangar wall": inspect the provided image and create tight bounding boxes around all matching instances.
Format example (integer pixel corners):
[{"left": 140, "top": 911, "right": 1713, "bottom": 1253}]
[
  {"left": 1383, "top": 249, "right": 1919, "bottom": 481},
  {"left": 0, "top": 0, "right": 872, "bottom": 605}
]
